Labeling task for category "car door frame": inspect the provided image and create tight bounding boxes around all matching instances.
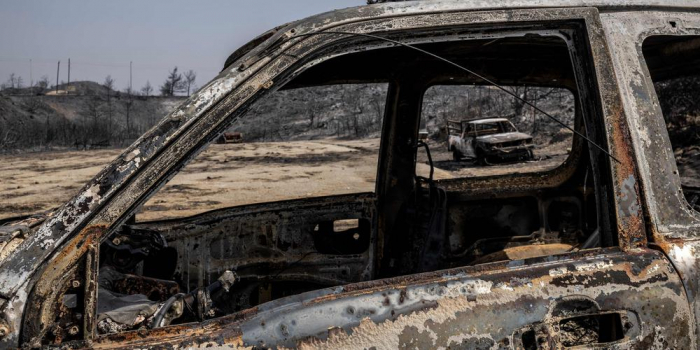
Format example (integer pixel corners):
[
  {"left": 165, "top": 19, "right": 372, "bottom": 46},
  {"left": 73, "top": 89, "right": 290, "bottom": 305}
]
[
  {"left": 13, "top": 5, "right": 694, "bottom": 349},
  {"left": 599, "top": 9, "right": 700, "bottom": 348}
]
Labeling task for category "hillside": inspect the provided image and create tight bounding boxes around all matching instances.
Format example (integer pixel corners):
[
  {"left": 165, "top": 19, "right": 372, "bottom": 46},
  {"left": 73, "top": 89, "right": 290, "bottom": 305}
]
[
  {"left": 1, "top": 79, "right": 578, "bottom": 153},
  {"left": 232, "top": 84, "right": 575, "bottom": 149},
  {"left": 3, "top": 81, "right": 116, "bottom": 97},
  {"left": 234, "top": 84, "right": 388, "bottom": 142},
  {"left": 0, "top": 81, "right": 185, "bottom": 152}
]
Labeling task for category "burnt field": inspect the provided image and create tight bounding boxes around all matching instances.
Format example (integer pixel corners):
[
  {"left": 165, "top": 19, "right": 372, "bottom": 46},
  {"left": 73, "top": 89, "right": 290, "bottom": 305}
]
[
  {"left": 0, "top": 140, "right": 377, "bottom": 221},
  {"left": 0, "top": 138, "right": 574, "bottom": 222},
  {"left": 1, "top": 135, "right": 696, "bottom": 222}
]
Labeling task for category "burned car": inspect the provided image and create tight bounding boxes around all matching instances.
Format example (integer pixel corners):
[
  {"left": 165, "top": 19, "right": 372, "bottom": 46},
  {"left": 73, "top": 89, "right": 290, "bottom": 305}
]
[
  {"left": 1, "top": 0, "right": 700, "bottom": 349},
  {"left": 447, "top": 118, "right": 534, "bottom": 164}
]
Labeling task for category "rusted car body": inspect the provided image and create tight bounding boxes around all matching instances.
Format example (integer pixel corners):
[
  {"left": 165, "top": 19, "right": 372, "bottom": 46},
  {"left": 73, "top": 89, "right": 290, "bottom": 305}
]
[
  {"left": 447, "top": 118, "right": 535, "bottom": 163},
  {"left": 1, "top": 0, "right": 700, "bottom": 348}
]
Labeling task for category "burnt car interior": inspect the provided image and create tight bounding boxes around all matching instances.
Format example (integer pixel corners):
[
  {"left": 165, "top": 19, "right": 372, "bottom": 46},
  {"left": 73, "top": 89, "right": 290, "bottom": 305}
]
[{"left": 88, "top": 23, "right": 617, "bottom": 334}]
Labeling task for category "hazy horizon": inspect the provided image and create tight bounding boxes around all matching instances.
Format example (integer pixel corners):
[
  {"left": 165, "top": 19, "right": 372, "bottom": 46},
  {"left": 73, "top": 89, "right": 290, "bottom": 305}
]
[{"left": 0, "top": 1, "right": 360, "bottom": 94}]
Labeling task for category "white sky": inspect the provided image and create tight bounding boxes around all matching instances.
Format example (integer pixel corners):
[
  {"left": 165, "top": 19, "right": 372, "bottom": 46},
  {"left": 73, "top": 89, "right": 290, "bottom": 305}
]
[{"left": 0, "top": 0, "right": 360, "bottom": 92}]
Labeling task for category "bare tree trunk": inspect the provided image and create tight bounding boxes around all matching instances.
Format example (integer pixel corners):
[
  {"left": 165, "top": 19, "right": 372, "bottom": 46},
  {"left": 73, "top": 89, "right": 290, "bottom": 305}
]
[{"left": 45, "top": 115, "right": 50, "bottom": 148}]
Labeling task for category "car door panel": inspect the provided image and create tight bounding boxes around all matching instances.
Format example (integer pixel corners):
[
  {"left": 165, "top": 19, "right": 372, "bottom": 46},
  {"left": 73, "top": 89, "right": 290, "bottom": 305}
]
[
  {"left": 239, "top": 249, "right": 688, "bottom": 349},
  {"left": 600, "top": 11, "right": 700, "bottom": 347},
  {"left": 92, "top": 248, "right": 691, "bottom": 349}
]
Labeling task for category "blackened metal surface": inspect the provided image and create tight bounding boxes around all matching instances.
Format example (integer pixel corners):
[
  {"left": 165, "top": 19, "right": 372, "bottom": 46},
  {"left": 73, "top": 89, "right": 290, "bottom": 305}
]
[
  {"left": 601, "top": 9, "right": 700, "bottom": 346},
  {"left": 90, "top": 248, "right": 692, "bottom": 349}
]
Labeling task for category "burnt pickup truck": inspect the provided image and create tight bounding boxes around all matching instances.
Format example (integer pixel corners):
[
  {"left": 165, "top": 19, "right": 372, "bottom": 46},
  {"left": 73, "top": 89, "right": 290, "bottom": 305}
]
[
  {"left": 447, "top": 118, "right": 534, "bottom": 164},
  {"left": 2, "top": 0, "right": 700, "bottom": 349}
]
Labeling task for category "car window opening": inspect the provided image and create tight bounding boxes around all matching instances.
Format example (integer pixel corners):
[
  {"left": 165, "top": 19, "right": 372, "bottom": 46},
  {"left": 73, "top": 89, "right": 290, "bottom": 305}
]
[
  {"left": 93, "top": 28, "right": 614, "bottom": 335},
  {"left": 642, "top": 35, "right": 700, "bottom": 214}
]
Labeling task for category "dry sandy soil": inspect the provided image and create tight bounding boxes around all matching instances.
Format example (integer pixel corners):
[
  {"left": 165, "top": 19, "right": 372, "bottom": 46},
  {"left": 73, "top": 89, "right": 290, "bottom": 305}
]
[
  {"left": 0, "top": 138, "right": 583, "bottom": 222},
  {"left": 0, "top": 140, "right": 381, "bottom": 222}
]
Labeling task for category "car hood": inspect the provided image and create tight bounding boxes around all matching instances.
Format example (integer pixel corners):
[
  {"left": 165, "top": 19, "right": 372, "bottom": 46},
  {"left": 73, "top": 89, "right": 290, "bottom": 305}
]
[{"left": 476, "top": 132, "right": 532, "bottom": 144}]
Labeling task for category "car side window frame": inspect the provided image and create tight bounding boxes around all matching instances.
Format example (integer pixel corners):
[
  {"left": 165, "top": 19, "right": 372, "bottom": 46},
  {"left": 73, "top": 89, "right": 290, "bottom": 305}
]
[{"left": 600, "top": 11, "right": 700, "bottom": 238}]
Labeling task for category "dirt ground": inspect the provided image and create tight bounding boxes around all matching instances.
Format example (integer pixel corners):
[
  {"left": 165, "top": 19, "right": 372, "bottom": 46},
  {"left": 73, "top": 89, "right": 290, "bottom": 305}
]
[
  {"left": 0, "top": 140, "right": 384, "bottom": 222},
  {"left": 4, "top": 137, "right": 679, "bottom": 223},
  {"left": 0, "top": 148, "right": 123, "bottom": 220},
  {"left": 138, "top": 139, "right": 383, "bottom": 221}
]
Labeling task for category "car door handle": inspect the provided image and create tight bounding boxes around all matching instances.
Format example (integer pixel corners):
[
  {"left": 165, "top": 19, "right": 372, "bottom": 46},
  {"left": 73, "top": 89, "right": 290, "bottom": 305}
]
[
  {"left": 514, "top": 311, "right": 638, "bottom": 349},
  {"left": 556, "top": 312, "right": 628, "bottom": 347}
]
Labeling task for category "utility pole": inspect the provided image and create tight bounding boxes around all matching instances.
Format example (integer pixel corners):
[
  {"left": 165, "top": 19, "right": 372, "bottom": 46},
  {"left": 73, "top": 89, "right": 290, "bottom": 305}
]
[
  {"left": 129, "top": 61, "right": 132, "bottom": 91},
  {"left": 67, "top": 58, "right": 71, "bottom": 95},
  {"left": 56, "top": 61, "right": 60, "bottom": 95},
  {"left": 29, "top": 59, "right": 33, "bottom": 87}
]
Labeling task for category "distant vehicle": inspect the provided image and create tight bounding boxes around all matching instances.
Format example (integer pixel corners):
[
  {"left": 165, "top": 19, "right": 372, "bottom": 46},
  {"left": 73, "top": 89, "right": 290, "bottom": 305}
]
[
  {"left": 418, "top": 130, "right": 429, "bottom": 140},
  {"left": 447, "top": 118, "right": 534, "bottom": 164},
  {"left": 216, "top": 132, "right": 244, "bottom": 144}
]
